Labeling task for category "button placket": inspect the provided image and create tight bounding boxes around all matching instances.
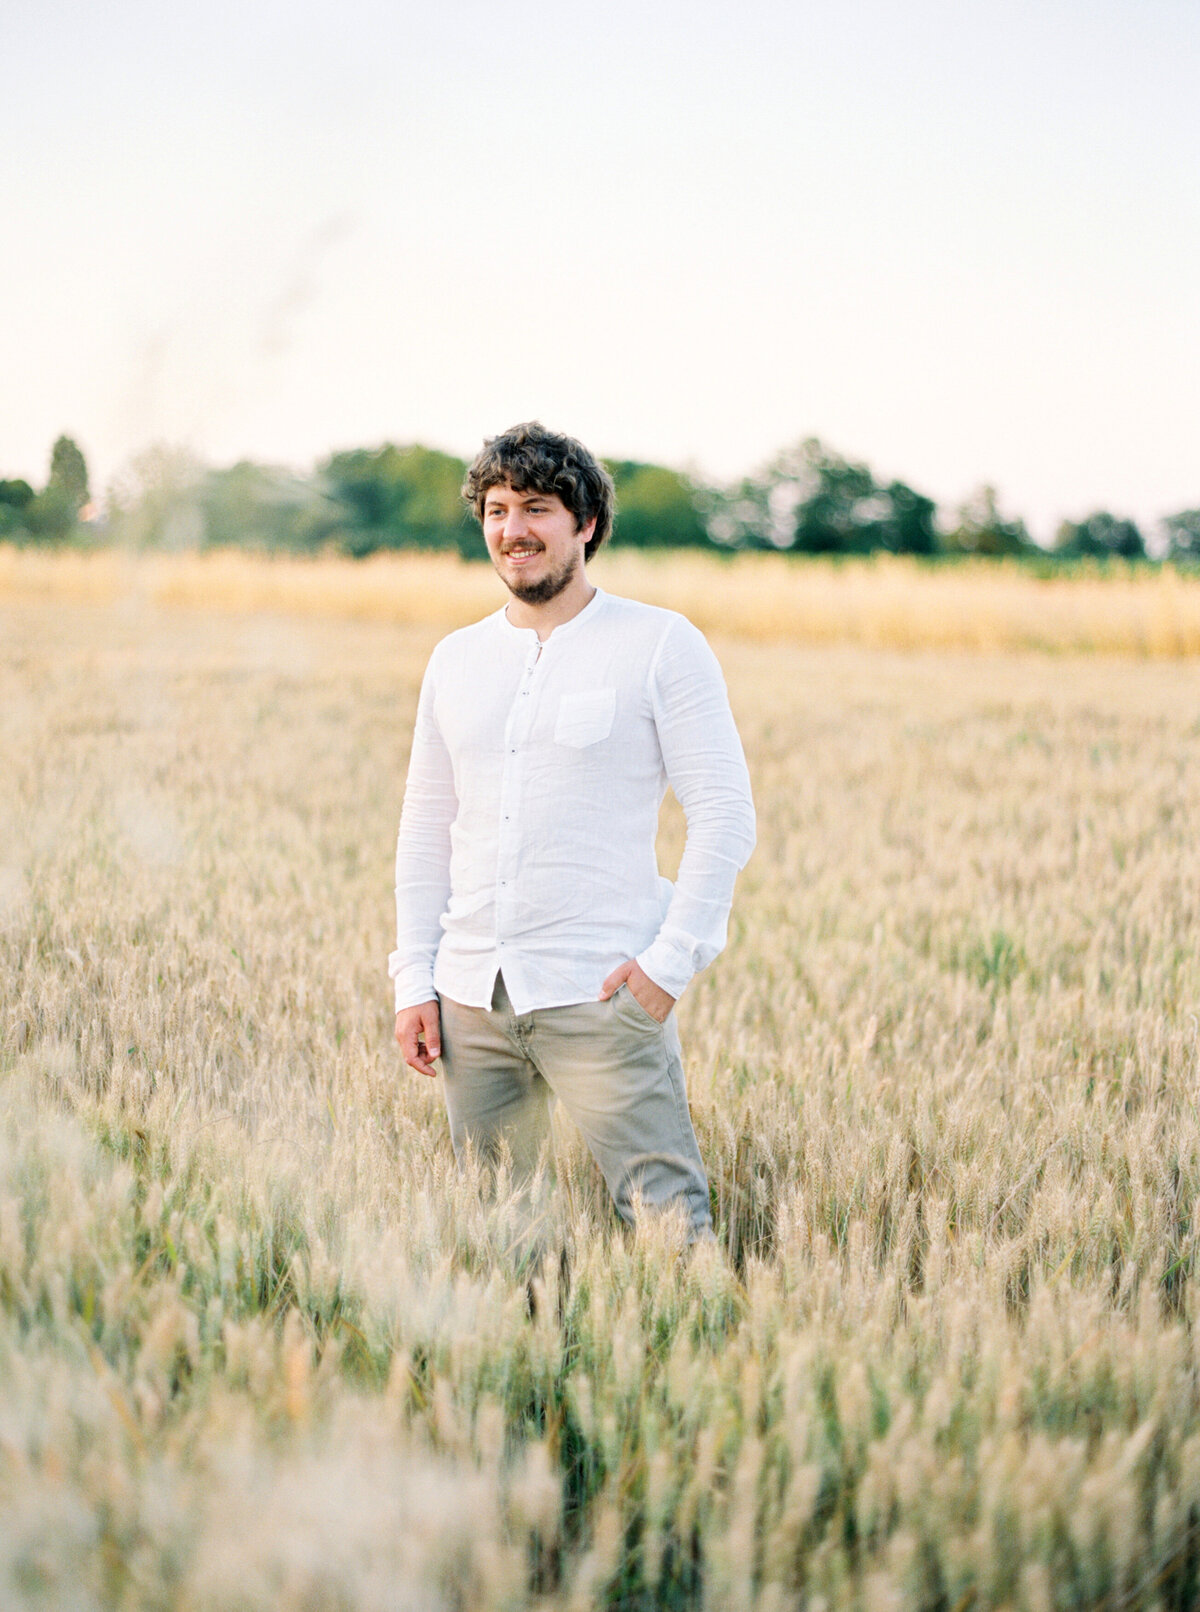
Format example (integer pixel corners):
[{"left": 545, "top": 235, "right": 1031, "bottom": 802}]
[{"left": 495, "top": 637, "right": 546, "bottom": 955}]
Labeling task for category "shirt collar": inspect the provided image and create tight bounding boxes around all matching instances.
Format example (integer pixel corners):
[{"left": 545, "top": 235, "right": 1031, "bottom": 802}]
[{"left": 495, "top": 586, "right": 607, "bottom": 643}]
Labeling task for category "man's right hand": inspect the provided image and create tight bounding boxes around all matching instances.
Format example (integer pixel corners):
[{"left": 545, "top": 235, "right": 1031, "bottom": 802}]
[{"left": 395, "top": 999, "right": 442, "bottom": 1077}]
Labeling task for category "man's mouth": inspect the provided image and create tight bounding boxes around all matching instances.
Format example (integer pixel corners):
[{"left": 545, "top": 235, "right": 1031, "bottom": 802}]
[{"left": 502, "top": 544, "right": 543, "bottom": 561}]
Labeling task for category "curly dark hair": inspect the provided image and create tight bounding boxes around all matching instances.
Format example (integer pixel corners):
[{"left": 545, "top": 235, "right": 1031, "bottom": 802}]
[{"left": 462, "top": 421, "right": 615, "bottom": 561}]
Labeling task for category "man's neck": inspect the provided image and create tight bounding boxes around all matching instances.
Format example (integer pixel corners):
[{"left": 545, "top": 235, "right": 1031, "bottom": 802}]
[{"left": 505, "top": 572, "right": 597, "bottom": 641}]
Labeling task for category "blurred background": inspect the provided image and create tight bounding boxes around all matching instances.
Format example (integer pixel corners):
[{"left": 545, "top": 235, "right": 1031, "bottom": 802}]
[{"left": 3, "top": 0, "right": 1198, "bottom": 563}]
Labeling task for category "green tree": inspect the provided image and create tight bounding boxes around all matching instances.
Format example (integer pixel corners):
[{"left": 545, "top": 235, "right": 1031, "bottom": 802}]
[
  {"left": 944, "top": 486, "right": 1031, "bottom": 557},
  {"left": 784, "top": 440, "right": 879, "bottom": 554},
  {"left": 0, "top": 478, "right": 34, "bottom": 539},
  {"left": 704, "top": 438, "right": 939, "bottom": 555},
  {"left": 320, "top": 443, "right": 472, "bottom": 557},
  {"left": 1055, "top": 511, "right": 1145, "bottom": 561},
  {"left": 877, "top": 481, "right": 938, "bottom": 555},
  {"left": 1161, "top": 510, "right": 1200, "bottom": 564},
  {"left": 48, "top": 435, "right": 89, "bottom": 511},
  {"left": 22, "top": 435, "right": 92, "bottom": 543},
  {"left": 23, "top": 488, "right": 78, "bottom": 542},
  {"left": 0, "top": 477, "right": 34, "bottom": 510},
  {"left": 695, "top": 475, "right": 773, "bottom": 549},
  {"left": 606, "top": 461, "right": 711, "bottom": 549}
]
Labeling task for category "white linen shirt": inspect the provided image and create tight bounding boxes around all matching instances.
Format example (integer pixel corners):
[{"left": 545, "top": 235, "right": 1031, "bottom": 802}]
[{"left": 388, "top": 588, "right": 755, "bottom": 1016}]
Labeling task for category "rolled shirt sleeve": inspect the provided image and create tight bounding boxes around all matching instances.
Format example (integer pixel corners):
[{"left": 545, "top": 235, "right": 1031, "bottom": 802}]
[{"left": 636, "top": 617, "right": 756, "bottom": 1000}]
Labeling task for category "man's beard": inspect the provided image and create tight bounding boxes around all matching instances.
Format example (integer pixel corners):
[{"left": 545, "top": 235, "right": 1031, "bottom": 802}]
[{"left": 497, "top": 547, "right": 580, "bottom": 605}]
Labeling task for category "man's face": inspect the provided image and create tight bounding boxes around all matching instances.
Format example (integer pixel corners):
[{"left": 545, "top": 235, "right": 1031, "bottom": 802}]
[{"left": 481, "top": 482, "right": 594, "bottom": 605}]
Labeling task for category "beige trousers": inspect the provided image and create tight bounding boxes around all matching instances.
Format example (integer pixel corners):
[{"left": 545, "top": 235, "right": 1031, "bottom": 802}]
[{"left": 437, "top": 974, "right": 712, "bottom": 1239}]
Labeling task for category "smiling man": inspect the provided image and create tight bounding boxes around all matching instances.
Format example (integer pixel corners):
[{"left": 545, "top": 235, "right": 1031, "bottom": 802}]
[{"left": 389, "top": 421, "right": 755, "bottom": 1242}]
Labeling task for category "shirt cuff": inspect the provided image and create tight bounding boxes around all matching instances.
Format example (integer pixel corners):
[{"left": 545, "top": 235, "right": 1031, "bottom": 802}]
[
  {"left": 389, "top": 951, "right": 437, "bottom": 1014},
  {"left": 635, "top": 937, "right": 699, "bottom": 1003}
]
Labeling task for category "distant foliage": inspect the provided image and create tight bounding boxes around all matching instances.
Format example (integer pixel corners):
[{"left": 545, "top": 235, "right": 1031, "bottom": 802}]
[
  {"left": 0, "top": 478, "right": 34, "bottom": 538},
  {"left": 49, "top": 434, "right": 89, "bottom": 510},
  {"left": 606, "top": 461, "right": 710, "bottom": 549},
  {"left": 874, "top": 479, "right": 939, "bottom": 555},
  {"left": 1, "top": 432, "right": 1194, "bottom": 561},
  {"left": 944, "top": 485, "right": 1031, "bottom": 557},
  {"left": 6, "top": 435, "right": 93, "bottom": 544},
  {"left": 703, "top": 438, "right": 937, "bottom": 555},
  {"left": 1056, "top": 511, "right": 1146, "bottom": 561},
  {"left": 320, "top": 444, "right": 475, "bottom": 557},
  {"left": 1163, "top": 509, "right": 1200, "bottom": 565}
]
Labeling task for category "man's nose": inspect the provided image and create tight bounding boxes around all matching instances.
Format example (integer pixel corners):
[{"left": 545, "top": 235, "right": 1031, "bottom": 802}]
[{"left": 502, "top": 509, "right": 530, "bottom": 538}]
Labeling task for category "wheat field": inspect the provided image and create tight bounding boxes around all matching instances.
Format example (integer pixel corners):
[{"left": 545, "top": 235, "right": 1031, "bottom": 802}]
[
  {"left": 4, "top": 542, "right": 1200, "bottom": 655},
  {"left": 3, "top": 553, "right": 1200, "bottom": 1610}
]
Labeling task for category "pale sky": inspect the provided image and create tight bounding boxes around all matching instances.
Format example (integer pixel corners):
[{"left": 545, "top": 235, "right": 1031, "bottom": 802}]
[{"left": 3, "top": 0, "right": 1198, "bottom": 540}]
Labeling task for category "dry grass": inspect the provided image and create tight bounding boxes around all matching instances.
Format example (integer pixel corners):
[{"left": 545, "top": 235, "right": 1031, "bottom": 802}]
[
  {"left": 5, "top": 541, "right": 1200, "bottom": 654},
  {"left": 3, "top": 578, "right": 1200, "bottom": 1609}
]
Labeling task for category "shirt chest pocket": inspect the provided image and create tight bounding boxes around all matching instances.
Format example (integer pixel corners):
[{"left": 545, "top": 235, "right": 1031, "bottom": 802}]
[{"left": 554, "top": 688, "right": 616, "bottom": 748}]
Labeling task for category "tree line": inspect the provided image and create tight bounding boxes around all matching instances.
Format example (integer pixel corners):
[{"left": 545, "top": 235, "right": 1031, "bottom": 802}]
[{"left": 4, "top": 434, "right": 1199, "bottom": 564}]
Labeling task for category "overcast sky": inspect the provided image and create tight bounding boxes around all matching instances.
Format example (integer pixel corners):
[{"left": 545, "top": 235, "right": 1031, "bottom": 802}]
[{"left": 3, "top": 0, "right": 1197, "bottom": 539}]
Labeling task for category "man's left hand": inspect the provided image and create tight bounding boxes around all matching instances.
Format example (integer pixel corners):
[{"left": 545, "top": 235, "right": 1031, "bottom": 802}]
[{"left": 598, "top": 960, "right": 677, "bottom": 1023}]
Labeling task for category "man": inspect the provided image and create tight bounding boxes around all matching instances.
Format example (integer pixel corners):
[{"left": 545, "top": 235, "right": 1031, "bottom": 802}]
[{"left": 390, "top": 422, "right": 754, "bottom": 1241}]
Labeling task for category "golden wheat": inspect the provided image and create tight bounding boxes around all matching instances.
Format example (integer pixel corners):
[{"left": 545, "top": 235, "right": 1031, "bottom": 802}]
[
  {"left": 4, "top": 541, "right": 1200, "bottom": 655},
  {"left": 2, "top": 578, "right": 1200, "bottom": 1609}
]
